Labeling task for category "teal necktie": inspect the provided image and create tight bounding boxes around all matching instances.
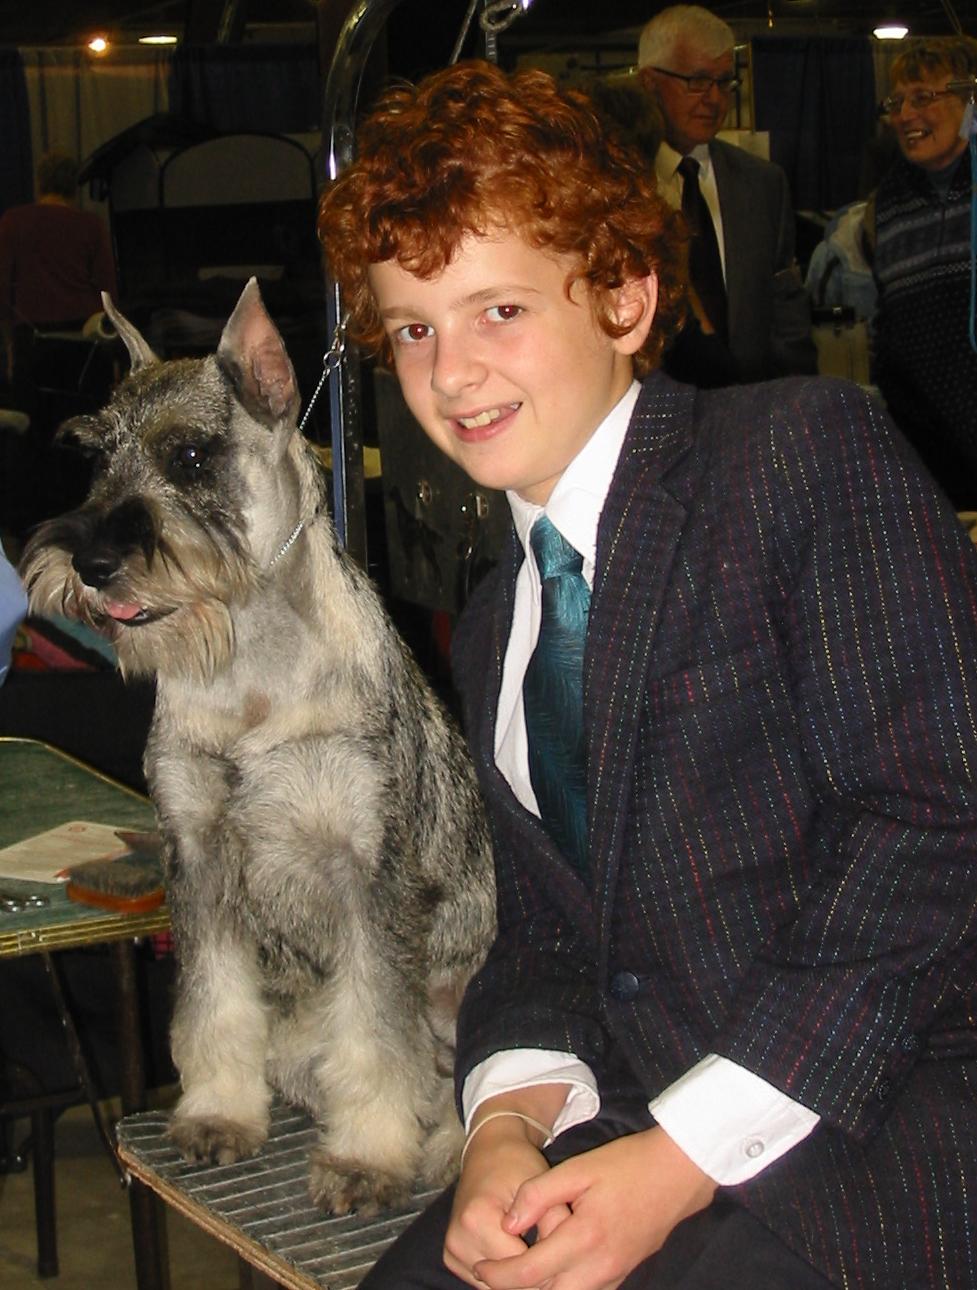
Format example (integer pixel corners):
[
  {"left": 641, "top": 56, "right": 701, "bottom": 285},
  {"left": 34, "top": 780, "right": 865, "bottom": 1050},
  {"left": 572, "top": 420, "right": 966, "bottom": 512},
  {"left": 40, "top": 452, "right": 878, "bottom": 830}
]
[{"left": 523, "top": 515, "right": 591, "bottom": 876}]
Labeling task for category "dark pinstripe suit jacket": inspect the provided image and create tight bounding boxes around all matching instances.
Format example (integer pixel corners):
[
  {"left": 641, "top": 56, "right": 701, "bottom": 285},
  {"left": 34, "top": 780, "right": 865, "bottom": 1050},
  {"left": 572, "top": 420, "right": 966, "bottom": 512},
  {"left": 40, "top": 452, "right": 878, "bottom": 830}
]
[{"left": 451, "top": 372, "right": 977, "bottom": 1289}]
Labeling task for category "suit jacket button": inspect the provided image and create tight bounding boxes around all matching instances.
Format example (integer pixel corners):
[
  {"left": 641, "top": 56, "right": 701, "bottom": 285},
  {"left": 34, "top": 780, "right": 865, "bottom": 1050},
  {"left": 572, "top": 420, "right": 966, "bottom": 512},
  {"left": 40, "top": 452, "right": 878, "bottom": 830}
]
[{"left": 610, "top": 971, "right": 641, "bottom": 1001}]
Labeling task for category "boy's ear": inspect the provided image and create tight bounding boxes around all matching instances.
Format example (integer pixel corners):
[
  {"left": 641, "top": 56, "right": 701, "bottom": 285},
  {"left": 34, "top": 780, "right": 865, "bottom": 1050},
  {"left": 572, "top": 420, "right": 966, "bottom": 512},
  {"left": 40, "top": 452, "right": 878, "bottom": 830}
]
[{"left": 610, "top": 272, "right": 659, "bottom": 357}]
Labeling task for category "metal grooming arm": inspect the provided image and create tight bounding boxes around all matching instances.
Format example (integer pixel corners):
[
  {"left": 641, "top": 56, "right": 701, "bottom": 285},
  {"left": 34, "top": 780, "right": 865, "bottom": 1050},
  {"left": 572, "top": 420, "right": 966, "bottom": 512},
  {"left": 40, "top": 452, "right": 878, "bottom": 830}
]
[
  {"left": 320, "top": 0, "right": 536, "bottom": 566},
  {"left": 321, "top": 0, "right": 405, "bottom": 568}
]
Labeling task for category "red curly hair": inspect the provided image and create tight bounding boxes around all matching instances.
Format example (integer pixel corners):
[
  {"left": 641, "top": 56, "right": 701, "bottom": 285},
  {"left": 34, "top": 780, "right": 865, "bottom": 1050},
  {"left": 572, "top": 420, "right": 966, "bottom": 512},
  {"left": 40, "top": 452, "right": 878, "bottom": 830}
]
[{"left": 317, "top": 60, "right": 687, "bottom": 374}]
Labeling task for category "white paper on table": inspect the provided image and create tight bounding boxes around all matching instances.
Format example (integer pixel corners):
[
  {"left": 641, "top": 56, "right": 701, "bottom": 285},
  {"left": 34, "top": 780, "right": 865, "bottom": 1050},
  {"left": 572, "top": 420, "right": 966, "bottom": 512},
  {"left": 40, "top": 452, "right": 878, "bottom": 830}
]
[{"left": 0, "top": 821, "right": 130, "bottom": 884}]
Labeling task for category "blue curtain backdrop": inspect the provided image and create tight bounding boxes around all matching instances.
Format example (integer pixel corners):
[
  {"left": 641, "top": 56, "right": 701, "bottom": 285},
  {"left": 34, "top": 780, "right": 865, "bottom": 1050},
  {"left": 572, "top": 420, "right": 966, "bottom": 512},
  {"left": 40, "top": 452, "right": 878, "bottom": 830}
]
[
  {"left": 0, "top": 52, "right": 34, "bottom": 215},
  {"left": 752, "top": 36, "right": 877, "bottom": 211},
  {"left": 167, "top": 44, "right": 321, "bottom": 135}
]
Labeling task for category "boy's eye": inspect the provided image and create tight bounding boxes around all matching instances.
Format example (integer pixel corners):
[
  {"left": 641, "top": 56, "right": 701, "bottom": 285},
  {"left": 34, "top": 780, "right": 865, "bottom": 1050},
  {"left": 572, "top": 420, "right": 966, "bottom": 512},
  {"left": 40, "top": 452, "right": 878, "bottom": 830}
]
[
  {"left": 395, "top": 322, "right": 433, "bottom": 344},
  {"left": 485, "top": 304, "right": 522, "bottom": 323}
]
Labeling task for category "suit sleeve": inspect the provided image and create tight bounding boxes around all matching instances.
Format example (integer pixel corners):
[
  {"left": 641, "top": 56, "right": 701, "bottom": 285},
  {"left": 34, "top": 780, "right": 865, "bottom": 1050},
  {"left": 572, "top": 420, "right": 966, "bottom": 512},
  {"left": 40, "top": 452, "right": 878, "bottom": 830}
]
[
  {"left": 717, "top": 379, "right": 977, "bottom": 1144},
  {"left": 452, "top": 790, "right": 613, "bottom": 1099},
  {"left": 767, "top": 167, "right": 817, "bottom": 377}
]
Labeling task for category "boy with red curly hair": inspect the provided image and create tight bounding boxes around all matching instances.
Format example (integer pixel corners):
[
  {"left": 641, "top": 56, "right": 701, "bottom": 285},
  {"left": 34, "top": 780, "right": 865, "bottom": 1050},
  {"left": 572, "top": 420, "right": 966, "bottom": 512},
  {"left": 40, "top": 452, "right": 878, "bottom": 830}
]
[{"left": 318, "top": 60, "right": 977, "bottom": 1290}]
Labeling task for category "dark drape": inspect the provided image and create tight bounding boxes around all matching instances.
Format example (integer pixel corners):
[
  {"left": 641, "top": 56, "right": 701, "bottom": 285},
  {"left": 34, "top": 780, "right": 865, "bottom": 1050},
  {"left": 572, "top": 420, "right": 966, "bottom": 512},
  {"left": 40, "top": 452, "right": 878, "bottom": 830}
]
[
  {"left": 0, "top": 51, "right": 33, "bottom": 214},
  {"left": 752, "top": 36, "right": 877, "bottom": 211},
  {"left": 167, "top": 43, "right": 321, "bottom": 135}
]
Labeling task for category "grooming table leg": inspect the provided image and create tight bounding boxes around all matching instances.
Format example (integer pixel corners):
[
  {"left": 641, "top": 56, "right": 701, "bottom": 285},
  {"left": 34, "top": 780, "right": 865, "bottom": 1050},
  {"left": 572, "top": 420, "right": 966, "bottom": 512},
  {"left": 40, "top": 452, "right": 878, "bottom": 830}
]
[{"left": 115, "top": 939, "right": 171, "bottom": 1290}]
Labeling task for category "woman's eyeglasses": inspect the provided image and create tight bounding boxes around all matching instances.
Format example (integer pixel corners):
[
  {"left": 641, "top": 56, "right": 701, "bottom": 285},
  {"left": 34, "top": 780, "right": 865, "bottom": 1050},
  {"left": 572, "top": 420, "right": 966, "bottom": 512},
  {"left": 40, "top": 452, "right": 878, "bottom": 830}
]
[{"left": 878, "top": 88, "right": 955, "bottom": 118}]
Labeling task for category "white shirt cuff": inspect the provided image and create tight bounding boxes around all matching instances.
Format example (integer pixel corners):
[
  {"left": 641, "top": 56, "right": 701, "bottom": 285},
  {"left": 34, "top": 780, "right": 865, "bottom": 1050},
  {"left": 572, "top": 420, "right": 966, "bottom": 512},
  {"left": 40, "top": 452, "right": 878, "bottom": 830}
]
[
  {"left": 461, "top": 1050, "right": 600, "bottom": 1140},
  {"left": 649, "top": 1054, "right": 820, "bottom": 1185}
]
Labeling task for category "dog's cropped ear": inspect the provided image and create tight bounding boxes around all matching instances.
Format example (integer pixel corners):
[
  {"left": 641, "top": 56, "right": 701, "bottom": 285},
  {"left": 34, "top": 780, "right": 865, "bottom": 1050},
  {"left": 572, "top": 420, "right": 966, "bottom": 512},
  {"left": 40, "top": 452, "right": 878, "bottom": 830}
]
[
  {"left": 216, "top": 278, "right": 300, "bottom": 429},
  {"left": 101, "top": 293, "right": 158, "bottom": 372}
]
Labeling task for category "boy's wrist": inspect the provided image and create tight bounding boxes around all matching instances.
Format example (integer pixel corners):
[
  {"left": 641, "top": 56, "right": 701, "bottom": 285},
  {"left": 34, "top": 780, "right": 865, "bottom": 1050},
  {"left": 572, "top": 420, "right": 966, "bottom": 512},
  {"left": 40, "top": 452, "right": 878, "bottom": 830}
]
[
  {"left": 461, "top": 1110, "right": 552, "bottom": 1169},
  {"left": 461, "top": 1084, "right": 571, "bottom": 1168}
]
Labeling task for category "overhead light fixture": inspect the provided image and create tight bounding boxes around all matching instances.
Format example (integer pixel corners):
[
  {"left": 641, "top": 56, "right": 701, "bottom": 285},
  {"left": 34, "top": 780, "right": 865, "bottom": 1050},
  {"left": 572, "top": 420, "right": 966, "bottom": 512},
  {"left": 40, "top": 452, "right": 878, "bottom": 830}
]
[
  {"left": 138, "top": 34, "right": 179, "bottom": 45},
  {"left": 87, "top": 35, "right": 110, "bottom": 54},
  {"left": 873, "top": 23, "right": 910, "bottom": 39}
]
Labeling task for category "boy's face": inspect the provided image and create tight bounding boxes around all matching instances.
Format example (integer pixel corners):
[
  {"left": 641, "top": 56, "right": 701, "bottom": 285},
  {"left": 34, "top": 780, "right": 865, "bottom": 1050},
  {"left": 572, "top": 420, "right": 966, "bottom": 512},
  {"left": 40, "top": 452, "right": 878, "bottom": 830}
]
[{"left": 368, "top": 231, "right": 653, "bottom": 506}]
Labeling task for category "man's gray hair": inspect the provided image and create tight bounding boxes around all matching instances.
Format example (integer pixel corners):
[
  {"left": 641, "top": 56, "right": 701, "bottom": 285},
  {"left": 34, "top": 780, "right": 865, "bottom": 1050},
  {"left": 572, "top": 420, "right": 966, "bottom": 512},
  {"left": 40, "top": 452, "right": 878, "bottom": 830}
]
[{"left": 638, "top": 5, "right": 735, "bottom": 68}]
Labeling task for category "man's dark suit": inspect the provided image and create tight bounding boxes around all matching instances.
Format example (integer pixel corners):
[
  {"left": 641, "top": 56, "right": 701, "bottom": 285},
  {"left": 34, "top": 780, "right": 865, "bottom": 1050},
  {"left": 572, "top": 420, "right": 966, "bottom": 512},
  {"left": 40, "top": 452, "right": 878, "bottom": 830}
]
[
  {"left": 451, "top": 372, "right": 977, "bottom": 1288},
  {"left": 712, "top": 139, "right": 815, "bottom": 379},
  {"left": 667, "top": 140, "right": 817, "bottom": 384}
]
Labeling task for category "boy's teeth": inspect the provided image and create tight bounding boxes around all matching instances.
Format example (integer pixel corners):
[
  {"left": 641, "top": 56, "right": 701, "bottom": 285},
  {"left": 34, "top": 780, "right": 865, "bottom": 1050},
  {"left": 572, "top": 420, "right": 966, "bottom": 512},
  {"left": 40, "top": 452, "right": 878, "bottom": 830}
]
[
  {"left": 460, "top": 408, "right": 502, "bottom": 428},
  {"left": 458, "top": 404, "right": 517, "bottom": 429}
]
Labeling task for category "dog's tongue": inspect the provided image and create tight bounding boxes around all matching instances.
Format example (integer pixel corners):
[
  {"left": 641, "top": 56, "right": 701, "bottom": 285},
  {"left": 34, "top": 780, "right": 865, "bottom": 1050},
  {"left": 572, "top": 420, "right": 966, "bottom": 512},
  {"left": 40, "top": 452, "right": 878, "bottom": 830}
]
[{"left": 104, "top": 601, "right": 144, "bottom": 622}]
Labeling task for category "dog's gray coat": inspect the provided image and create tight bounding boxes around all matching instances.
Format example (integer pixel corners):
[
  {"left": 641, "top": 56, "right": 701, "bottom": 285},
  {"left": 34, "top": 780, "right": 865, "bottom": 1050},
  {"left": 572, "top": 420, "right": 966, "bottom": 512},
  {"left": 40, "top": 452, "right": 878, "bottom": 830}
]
[{"left": 21, "top": 281, "right": 495, "bottom": 1213}]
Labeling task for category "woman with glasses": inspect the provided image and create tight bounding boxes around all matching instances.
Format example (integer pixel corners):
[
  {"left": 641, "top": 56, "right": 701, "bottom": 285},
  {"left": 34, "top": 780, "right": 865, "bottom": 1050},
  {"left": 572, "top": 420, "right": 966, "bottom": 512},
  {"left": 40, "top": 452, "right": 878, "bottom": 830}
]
[{"left": 872, "top": 35, "right": 977, "bottom": 509}]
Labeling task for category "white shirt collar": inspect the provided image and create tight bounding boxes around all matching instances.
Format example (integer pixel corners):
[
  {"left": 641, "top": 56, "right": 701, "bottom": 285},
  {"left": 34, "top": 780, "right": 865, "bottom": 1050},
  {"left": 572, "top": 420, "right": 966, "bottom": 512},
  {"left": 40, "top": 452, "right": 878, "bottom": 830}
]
[
  {"left": 655, "top": 138, "right": 713, "bottom": 186},
  {"left": 506, "top": 380, "right": 640, "bottom": 582}
]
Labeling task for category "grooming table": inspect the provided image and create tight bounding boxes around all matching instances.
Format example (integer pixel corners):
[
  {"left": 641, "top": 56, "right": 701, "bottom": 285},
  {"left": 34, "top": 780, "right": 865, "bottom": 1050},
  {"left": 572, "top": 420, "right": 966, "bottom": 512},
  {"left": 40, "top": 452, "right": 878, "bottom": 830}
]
[
  {"left": 117, "top": 1103, "right": 436, "bottom": 1288},
  {"left": 0, "top": 737, "right": 168, "bottom": 1288}
]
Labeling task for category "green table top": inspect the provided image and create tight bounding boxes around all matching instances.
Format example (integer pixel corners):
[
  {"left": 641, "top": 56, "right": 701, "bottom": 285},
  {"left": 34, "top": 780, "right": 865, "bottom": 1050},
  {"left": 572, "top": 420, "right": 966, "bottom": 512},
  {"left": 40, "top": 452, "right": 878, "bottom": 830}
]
[{"left": 0, "top": 737, "right": 167, "bottom": 957}]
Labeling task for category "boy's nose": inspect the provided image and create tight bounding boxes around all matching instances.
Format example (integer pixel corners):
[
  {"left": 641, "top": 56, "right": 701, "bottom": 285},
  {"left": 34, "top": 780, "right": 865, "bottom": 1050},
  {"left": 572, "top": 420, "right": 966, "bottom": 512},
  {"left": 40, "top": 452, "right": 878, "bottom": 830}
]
[{"left": 431, "top": 336, "right": 486, "bottom": 398}]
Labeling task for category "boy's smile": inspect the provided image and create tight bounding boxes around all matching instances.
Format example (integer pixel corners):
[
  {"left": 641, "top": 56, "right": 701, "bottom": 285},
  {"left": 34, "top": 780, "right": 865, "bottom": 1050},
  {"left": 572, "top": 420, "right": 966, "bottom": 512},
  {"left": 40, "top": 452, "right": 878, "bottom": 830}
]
[{"left": 369, "top": 232, "right": 654, "bottom": 505}]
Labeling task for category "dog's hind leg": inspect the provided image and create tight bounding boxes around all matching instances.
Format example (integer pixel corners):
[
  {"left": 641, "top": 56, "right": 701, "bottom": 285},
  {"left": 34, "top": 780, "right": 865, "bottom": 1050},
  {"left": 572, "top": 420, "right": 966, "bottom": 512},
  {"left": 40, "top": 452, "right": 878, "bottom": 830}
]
[{"left": 168, "top": 925, "right": 273, "bottom": 1165}]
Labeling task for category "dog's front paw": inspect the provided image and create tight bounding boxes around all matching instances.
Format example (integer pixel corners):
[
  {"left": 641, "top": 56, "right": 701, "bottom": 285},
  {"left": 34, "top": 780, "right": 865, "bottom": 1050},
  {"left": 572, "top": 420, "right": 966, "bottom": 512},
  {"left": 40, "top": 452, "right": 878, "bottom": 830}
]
[
  {"left": 308, "top": 1147, "right": 411, "bottom": 1216},
  {"left": 169, "top": 1114, "right": 267, "bottom": 1166}
]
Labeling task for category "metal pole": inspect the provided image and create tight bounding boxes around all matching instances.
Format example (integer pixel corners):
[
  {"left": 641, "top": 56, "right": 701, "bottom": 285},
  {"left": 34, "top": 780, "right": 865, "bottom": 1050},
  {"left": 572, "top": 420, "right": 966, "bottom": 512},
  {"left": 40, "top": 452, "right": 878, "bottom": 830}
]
[{"left": 321, "top": 0, "right": 407, "bottom": 567}]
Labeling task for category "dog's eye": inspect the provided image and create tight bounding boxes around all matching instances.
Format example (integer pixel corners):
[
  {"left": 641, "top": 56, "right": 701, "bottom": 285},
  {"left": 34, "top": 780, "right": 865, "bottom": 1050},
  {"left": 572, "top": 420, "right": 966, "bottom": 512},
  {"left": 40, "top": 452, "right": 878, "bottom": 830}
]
[{"left": 173, "top": 443, "right": 208, "bottom": 472}]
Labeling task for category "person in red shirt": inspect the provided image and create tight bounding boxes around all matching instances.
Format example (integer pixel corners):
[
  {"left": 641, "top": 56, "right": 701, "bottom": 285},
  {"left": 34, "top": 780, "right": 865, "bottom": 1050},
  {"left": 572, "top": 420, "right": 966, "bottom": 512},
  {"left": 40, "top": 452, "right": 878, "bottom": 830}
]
[
  {"left": 0, "top": 149, "right": 117, "bottom": 386},
  {"left": 0, "top": 150, "right": 118, "bottom": 533}
]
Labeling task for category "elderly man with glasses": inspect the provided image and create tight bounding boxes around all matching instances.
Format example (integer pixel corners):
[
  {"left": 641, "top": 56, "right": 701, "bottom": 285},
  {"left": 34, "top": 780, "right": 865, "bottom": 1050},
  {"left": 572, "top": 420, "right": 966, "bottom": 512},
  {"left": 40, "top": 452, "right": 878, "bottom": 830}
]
[
  {"left": 638, "top": 4, "right": 816, "bottom": 386},
  {"left": 871, "top": 35, "right": 977, "bottom": 510}
]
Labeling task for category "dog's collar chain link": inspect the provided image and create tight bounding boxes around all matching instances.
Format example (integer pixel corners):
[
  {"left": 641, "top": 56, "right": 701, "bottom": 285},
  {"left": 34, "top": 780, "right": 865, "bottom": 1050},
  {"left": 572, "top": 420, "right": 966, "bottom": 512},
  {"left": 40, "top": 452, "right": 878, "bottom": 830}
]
[
  {"left": 268, "top": 519, "right": 305, "bottom": 569},
  {"left": 298, "top": 311, "right": 348, "bottom": 435}
]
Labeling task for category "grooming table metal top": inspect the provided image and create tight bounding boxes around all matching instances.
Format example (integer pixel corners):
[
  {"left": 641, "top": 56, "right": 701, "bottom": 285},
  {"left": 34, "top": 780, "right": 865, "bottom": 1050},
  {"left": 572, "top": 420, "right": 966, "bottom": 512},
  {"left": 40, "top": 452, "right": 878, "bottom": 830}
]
[{"left": 116, "top": 1104, "right": 436, "bottom": 1289}]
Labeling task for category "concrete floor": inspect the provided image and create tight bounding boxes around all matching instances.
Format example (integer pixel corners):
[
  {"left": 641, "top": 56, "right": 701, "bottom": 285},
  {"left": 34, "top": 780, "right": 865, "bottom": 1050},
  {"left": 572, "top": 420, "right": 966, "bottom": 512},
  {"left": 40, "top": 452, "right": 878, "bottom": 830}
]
[{"left": 0, "top": 1098, "right": 239, "bottom": 1289}]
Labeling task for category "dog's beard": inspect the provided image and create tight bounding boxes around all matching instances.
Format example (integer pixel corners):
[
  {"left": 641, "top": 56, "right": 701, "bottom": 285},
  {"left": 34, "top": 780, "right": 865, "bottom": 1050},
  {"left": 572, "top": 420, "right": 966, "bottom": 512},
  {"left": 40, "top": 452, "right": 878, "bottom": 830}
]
[{"left": 22, "top": 509, "right": 257, "bottom": 683}]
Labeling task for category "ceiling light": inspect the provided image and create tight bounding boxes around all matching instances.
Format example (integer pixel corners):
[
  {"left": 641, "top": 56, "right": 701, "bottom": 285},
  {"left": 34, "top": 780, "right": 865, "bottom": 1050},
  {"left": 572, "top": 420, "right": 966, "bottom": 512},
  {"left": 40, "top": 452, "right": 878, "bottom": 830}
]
[
  {"left": 873, "top": 23, "right": 910, "bottom": 39},
  {"left": 87, "top": 35, "right": 110, "bottom": 54},
  {"left": 138, "top": 34, "right": 178, "bottom": 45}
]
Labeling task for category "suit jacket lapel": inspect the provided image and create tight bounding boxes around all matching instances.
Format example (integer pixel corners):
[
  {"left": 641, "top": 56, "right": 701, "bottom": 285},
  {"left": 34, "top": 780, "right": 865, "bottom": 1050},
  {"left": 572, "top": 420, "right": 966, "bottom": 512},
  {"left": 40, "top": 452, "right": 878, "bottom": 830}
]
[
  {"left": 586, "top": 375, "right": 695, "bottom": 904},
  {"left": 464, "top": 375, "right": 696, "bottom": 904}
]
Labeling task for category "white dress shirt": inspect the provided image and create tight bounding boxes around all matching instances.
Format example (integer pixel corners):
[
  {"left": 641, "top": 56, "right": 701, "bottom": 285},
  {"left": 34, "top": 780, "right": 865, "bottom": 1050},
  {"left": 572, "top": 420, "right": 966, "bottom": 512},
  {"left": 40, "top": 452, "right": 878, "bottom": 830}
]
[
  {"left": 655, "top": 140, "right": 728, "bottom": 282},
  {"left": 463, "top": 381, "right": 819, "bottom": 1184}
]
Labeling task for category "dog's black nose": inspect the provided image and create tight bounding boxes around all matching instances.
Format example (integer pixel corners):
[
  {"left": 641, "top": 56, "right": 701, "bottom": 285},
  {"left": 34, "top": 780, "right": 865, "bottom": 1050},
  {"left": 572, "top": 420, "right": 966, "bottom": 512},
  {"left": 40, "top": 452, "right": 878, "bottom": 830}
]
[{"left": 72, "top": 548, "right": 121, "bottom": 589}]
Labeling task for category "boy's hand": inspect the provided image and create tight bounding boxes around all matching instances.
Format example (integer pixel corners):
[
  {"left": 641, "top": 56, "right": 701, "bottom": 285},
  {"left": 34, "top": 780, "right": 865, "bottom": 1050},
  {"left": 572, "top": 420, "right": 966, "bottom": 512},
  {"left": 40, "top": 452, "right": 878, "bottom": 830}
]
[
  {"left": 444, "top": 1118, "right": 570, "bottom": 1288},
  {"left": 473, "top": 1126, "right": 716, "bottom": 1290}
]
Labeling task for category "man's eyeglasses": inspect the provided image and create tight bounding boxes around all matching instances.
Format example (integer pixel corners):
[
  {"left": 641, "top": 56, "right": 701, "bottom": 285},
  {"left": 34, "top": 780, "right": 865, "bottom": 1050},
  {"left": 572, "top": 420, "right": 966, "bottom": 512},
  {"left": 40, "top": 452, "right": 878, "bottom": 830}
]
[
  {"left": 878, "top": 88, "right": 955, "bottom": 118},
  {"left": 650, "top": 66, "right": 740, "bottom": 96}
]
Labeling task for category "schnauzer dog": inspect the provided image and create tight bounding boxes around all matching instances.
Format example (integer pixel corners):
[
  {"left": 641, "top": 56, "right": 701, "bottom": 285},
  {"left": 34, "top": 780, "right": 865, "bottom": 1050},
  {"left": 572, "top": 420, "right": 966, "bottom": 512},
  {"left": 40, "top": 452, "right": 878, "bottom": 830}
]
[{"left": 21, "top": 280, "right": 496, "bottom": 1214}]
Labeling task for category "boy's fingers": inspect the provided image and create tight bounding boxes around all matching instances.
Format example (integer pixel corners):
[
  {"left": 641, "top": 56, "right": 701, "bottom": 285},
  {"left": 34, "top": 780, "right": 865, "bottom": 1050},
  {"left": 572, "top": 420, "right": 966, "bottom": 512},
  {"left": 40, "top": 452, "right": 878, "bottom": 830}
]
[
  {"left": 535, "top": 1203, "right": 573, "bottom": 1240},
  {"left": 504, "top": 1167, "right": 583, "bottom": 1235},
  {"left": 474, "top": 1222, "right": 578, "bottom": 1290}
]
